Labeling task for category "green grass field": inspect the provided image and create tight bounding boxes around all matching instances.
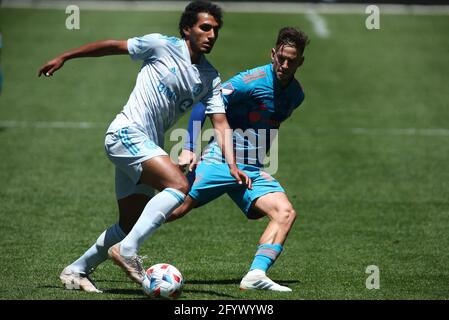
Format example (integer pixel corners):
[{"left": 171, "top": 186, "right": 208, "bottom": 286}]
[{"left": 1, "top": 7, "right": 449, "bottom": 300}]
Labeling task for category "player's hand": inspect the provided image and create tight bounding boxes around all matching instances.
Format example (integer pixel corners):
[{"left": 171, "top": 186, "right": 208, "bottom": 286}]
[
  {"left": 178, "top": 149, "right": 198, "bottom": 172},
  {"left": 229, "top": 165, "right": 252, "bottom": 190},
  {"left": 38, "top": 56, "right": 65, "bottom": 77}
]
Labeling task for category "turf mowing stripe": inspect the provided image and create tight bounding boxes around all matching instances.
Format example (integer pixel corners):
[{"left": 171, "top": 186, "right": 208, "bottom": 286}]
[{"left": 2, "top": 1, "right": 449, "bottom": 15}]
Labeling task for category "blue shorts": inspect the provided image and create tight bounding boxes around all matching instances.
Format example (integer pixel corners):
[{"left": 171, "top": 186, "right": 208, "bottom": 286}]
[{"left": 188, "top": 162, "right": 285, "bottom": 219}]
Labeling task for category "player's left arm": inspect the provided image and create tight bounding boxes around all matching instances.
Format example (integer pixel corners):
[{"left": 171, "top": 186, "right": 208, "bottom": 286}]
[
  {"left": 38, "top": 40, "right": 128, "bottom": 77},
  {"left": 209, "top": 113, "right": 252, "bottom": 189}
]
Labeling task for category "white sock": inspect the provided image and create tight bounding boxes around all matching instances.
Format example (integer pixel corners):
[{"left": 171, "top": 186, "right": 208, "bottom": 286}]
[
  {"left": 69, "top": 223, "right": 126, "bottom": 274},
  {"left": 119, "top": 188, "right": 185, "bottom": 257}
]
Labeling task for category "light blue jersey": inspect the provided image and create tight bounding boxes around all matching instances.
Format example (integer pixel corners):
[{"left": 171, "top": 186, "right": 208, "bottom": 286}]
[
  {"left": 185, "top": 63, "right": 304, "bottom": 167},
  {"left": 185, "top": 63, "right": 305, "bottom": 217}
]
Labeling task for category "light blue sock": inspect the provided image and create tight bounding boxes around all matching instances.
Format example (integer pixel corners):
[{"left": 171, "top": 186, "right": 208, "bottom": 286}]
[
  {"left": 249, "top": 243, "right": 283, "bottom": 273},
  {"left": 70, "top": 223, "right": 126, "bottom": 274},
  {"left": 119, "top": 188, "right": 185, "bottom": 257}
]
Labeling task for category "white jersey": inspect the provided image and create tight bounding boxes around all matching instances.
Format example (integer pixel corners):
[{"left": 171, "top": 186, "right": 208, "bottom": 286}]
[{"left": 107, "top": 33, "right": 225, "bottom": 146}]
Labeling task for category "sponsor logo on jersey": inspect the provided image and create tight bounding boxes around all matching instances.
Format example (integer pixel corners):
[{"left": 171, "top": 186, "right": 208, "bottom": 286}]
[
  {"left": 258, "top": 102, "right": 269, "bottom": 110},
  {"left": 158, "top": 81, "right": 178, "bottom": 102},
  {"left": 192, "top": 83, "right": 203, "bottom": 96},
  {"left": 247, "top": 111, "right": 281, "bottom": 127},
  {"left": 179, "top": 98, "right": 193, "bottom": 112},
  {"left": 221, "top": 82, "right": 234, "bottom": 95}
]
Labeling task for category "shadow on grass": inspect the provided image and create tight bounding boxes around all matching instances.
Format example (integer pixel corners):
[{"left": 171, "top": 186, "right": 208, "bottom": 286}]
[
  {"left": 103, "top": 288, "right": 144, "bottom": 296},
  {"left": 39, "top": 285, "right": 63, "bottom": 290},
  {"left": 94, "top": 279, "right": 133, "bottom": 284},
  {"left": 182, "top": 289, "right": 236, "bottom": 298},
  {"left": 39, "top": 277, "right": 299, "bottom": 299},
  {"left": 38, "top": 284, "right": 147, "bottom": 299},
  {"left": 187, "top": 278, "right": 300, "bottom": 286},
  {"left": 182, "top": 278, "right": 300, "bottom": 298},
  {"left": 103, "top": 289, "right": 235, "bottom": 299},
  {"left": 105, "top": 287, "right": 236, "bottom": 299},
  {"left": 97, "top": 280, "right": 240, "bottom": 298},
  {"left": 103, "top": 287, "right": 235, "bottom": 299}
]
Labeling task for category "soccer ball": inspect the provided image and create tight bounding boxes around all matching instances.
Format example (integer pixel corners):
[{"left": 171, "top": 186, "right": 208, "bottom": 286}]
[{"left": 142, "top": 263, "right": 184, "bottom": 299}]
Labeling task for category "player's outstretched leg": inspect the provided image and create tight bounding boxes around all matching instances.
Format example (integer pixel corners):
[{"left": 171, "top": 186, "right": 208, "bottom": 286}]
[
  {"left": 108, "top": 155, "right": 188, "bottom": 284},
  {"left": 165, "top": 195, "right": 198, "bottom": 223},
  {"left": 240, "top": 192, "right": 296, "bottom": 292},
  {"left": 60, "top": 223, "right": 128, "bottom": 292},
  {"left": 108, "top": 184, "right": 185, "bottom": 283}
]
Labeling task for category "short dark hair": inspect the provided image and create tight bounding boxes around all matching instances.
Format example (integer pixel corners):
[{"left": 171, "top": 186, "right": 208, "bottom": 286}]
[
  {"left": 179, "top": 1, "right": 223, "bottom": 39},
  {"left": 276, "top": 27, "right": 310, "bottom": 55}
]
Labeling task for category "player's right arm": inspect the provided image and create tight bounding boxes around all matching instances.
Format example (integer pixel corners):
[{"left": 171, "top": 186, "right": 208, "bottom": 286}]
[{"left": 38, "top": 40, "right": 128, "bottom": 77}]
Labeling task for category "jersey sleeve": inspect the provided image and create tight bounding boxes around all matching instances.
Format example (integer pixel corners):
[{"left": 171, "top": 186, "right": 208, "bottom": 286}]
[
  {"left": 183, "top": 102, "right": 207, "bottom": 151},
  {"left": 202, "top": 75, "right": 226, "bottom": 115},
  {"left": 127, "top": 33, "right": 165, "bottom": 61},
  {"left": 288, "top": 84, "right": 305, "bottom": 117},
  {"left": 221, "top": 72, "right": 252, "bottom": 107},
  {"left": 295, "top": 84, "right": 305, "bottom": 108}
]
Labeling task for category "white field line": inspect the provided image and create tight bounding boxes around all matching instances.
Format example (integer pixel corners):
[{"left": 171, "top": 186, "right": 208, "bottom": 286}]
[
  {"left": 1, "top": 120, "right": 449, "bottom": 137},
  {"left": 351, "top": 128, "right": 449, "bottom": 136},
  {"left": 2, "top": 0, "right": 449, "bottom": 15},
  {"left": 0, "top": 120, "right": 105, "bottom": 129},
  {"left": 305, "top": 10, "right": 330, "bottom": 38}
]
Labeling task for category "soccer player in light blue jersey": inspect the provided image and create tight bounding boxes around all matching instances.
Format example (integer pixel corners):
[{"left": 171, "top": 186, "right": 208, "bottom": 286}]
[
  {"left": 38, "top": 1, "right": 250, "bottom": 293},
  {"left": 171, "top": 27, "right": 309, "bottom": 291}
]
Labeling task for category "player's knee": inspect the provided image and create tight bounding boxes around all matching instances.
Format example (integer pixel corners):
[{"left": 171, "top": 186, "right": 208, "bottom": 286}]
[
  {"left": 288, "top": 208, "right": 297, "bottom": 225},
  {"left": 275, "top": 206, "right": 297, "bottom": 228},
  {"left": 167, "top": 206, "right": 187, "bottom": 223},
  {"left": 165, "top": 178, "right": 189, "bottom": 195},
  {"left": 177, "top": 180, "right": 190, "bottom": 195}
]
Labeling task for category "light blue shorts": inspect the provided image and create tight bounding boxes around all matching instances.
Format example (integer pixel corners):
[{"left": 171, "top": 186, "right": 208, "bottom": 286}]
[
  {"left": 188, "top": 162, "right": 285, "bottom": 219},
  {"left": 105, "top": 126, "right": 167, "bottom": 199}
]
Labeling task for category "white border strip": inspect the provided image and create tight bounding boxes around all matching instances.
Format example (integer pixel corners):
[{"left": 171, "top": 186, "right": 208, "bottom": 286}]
[{"left": 2, "top": 0, "right": 449, "bottom": 15}]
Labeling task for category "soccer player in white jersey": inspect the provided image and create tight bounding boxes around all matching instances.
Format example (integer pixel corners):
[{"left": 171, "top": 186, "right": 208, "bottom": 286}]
[{"left": 38, "top": 1, "right": 250, "bottom": 293}]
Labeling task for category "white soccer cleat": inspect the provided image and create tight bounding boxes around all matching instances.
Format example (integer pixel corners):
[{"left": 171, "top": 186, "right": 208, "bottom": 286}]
[
  {"left": 59, "top": 267, "right": 102, "bottom": 293},
  {"left": 240, "top": 269, "right": 292, "bottom": 292},
  {"left": 108, "top": 243, "right": 145, "bottom": 284}
]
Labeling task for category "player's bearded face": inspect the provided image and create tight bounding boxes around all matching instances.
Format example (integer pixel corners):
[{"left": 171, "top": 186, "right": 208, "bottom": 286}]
[
  {"left": 271, "top": 45, "right": 303, "bottom": 82},
  {"left": 186, "top": 13, "right": 220, "bottom": 54}
]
